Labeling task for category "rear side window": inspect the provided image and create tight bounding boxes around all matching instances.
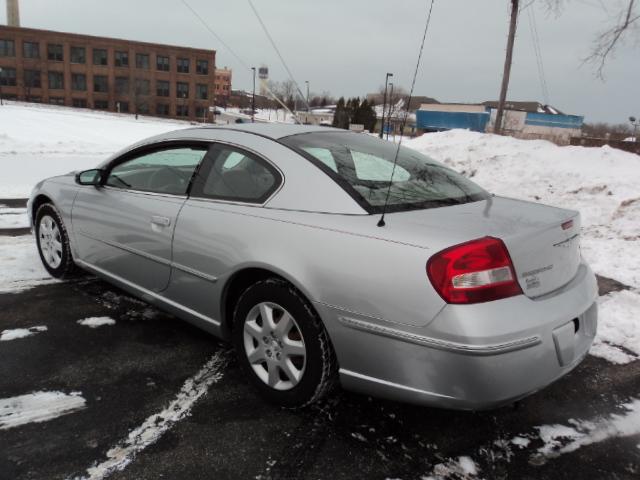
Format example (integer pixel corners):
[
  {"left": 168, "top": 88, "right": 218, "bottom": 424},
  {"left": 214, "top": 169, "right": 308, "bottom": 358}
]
[
  {"left": 190, "top": 144, "right": 281, "bottom": 203},
  {"left": 106, "top": 146, "right": 207, "bottom": 195},
  {"left": 281, "top": 131, "right": 488, "bottom": 214}
]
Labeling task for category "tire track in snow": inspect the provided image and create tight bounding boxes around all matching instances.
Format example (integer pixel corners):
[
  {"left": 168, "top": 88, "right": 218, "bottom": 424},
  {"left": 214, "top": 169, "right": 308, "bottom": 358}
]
[{"left": 74, "top": 350, "right": 230, "bottom": 480}]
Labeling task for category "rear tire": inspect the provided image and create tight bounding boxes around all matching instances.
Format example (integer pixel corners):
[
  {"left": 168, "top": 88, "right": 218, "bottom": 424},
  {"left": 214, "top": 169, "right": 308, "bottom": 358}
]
[
  {"left": 35, "top": 203, "right": 77, "bottom": 278},
  {"left": 232, "top": 278, "right": 337, "bottom": 408}
]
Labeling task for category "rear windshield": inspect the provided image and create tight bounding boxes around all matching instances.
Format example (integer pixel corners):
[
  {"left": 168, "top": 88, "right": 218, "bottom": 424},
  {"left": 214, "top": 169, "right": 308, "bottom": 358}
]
[{"left": 280, "top": 131, "right": 489, "bottom": 213}]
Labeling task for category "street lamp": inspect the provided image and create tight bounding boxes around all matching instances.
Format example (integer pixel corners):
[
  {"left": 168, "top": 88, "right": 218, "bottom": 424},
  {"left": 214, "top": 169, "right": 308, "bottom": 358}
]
[
  {"left": 630, "top": 116, "right": 639, "bottom": 142},
  {"left": 251, "top": 67, "right": 256, "bottom": 123},
  {"left": 386, "top": 82, "right": 394, "bottom": 140},
  {"left": 379, "top": 72, "right": 393, "bottom": 138},
  {"left": 305, "top": 80, "right": 309, "bottom": 111}
]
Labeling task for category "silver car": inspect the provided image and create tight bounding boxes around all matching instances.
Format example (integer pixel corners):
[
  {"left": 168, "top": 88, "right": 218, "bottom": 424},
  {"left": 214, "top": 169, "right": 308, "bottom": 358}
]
[{"left": 29, "top": 124, "right": 598, "bottom": 409}]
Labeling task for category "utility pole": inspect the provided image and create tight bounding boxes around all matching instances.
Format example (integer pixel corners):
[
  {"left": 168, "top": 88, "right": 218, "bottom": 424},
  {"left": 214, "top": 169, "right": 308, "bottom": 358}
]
[
  {"left": 386, "top": 82, "right": 394, "bottom": 140},
  {"left": 0, "top": 67, "right": 3, "bottom": 106},
  {"left": 495, "top": 0, "right": 519, "bottom": 135},
  {"left": 251, "top": 67, "right": 256, "bottom": 123},
  {"left": 379, "top": 72, "right": 393, "bottom": 138},
  {"left": 305, "top": 80, "right": 310, "bottom": 111}
]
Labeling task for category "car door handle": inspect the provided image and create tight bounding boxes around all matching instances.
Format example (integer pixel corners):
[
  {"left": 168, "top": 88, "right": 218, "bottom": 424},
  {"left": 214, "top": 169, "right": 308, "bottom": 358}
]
[{"left": 150, "top": 215, "right": 171, "bottom": 227}]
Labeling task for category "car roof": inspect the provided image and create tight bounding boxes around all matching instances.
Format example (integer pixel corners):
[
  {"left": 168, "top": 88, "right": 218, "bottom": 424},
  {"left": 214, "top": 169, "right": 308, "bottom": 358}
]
[{"left": 173, "top": 123, "right": 344, "bottom": 141}]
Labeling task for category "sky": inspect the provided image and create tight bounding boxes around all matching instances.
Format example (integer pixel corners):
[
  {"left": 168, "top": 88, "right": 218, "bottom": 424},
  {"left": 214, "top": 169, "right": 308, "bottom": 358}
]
[{"left": 2, "top": 0, "right": 638, "bottom": 123}]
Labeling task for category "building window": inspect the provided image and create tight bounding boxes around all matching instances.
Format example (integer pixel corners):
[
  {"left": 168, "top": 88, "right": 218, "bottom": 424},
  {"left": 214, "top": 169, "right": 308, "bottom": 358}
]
[
  {"left": 156, "top": 80, "right": 169, "bottom": 97},
  {"left": 93, "top": 48, "right": 108, "bottom": 66},
  {"left": 196, "top": 84, "right": 208, "bottom": 100},
  {"left": 156, "top": 55, "right": 170, "bottom": 71},
  {"left": 116, "top": 101, "right": 129, "bottom": 113},
  {"left": 114, "top": 50, "right": 129, "bottom": 67},
  {"left": 94, "top": 75, "right": 108, "bottom": 93},
  {"left": 70, "top": 46, "right": 85, "bottom": 64},
  {"left": 0, "top": 67, "right": 17, "bottom": 86},
  {"left": 0, "top": 39, "right": 15, "bottom": 57},
  {"left": 23, "top": 41, "right": 40, "bottom": 59},
  {"left": 94, "top": 100, "right": 109, "bottom": 110},
  {"left": 71, "top": 73, "right": 87, "bottom": 91},
  {"left": 24, "top": 70, "right": 41, "bottom": 89},
  {"left": 47, "top": 43, "right": 64, "bottom": 61},
  {"left": 136, "top": 53, "right": 149, "bottom": 69},
  {"left": 134, "top": 78, "right": 150, "bottom": 95},
  {"left": 195, "top": 106, "right": 208, "bottom": 119},
  {"left": 176, "top": 82, "right": 189, "bottom": 99},
  {"left": 47, "top": 71, "right": 64, "bottom": 89},
  {"left": 115, "top": 77, "right": 129, "bottom": 94},
  {"left": 156, "top": 103, "right": 170, "bottom": 116},
  {"left": 176, "top": 104, "right": 189, "bottom": 117},
  {"left": 49, "top": 97, "right": 65, "bottom": 105},
  {"left": 177, "top": 58, "right": 189, "bottom": 73},
  {"left": 72, "top": 98, "right": 87, "bottom": 108},
  {"left": 136, "top": 102, "right": 149, "bottom": 114},
  {"left": 196, "top": 59, "right": 208, "bottom": 75},
  {"left": 28, "top": 96, "right": 41, "bottom": 103}
]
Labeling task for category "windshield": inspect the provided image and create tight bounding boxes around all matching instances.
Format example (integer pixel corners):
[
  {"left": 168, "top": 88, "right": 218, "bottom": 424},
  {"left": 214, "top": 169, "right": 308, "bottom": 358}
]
[{"left": 280, "top": 131, "right": 489, "bottom": 213}]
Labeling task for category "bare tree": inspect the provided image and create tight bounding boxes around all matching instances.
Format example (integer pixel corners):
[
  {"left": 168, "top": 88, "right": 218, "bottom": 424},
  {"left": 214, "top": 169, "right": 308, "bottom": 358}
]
[{"left": 543, "top": 0, "right": 639, "bottom": 77}]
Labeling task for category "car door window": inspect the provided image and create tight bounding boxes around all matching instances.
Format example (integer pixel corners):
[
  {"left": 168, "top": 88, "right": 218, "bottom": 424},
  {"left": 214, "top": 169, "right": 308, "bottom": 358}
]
[
  {"left": 106, "top": 146, "right": 207, "bottom": 195},
  {"left": 191, "top": 144, "right": 281, "bottom": 203}
]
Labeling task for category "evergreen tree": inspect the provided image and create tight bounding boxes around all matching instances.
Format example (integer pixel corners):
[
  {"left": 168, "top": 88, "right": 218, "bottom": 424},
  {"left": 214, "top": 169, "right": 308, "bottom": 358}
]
[{"left": 332, "top": 97, "right": 350, "bottom": 129}]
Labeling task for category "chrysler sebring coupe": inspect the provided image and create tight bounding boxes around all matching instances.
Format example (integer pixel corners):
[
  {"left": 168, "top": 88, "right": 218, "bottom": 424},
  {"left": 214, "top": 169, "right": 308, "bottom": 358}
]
[{"left": 28, "top": 124, "right": 598, "bottom": 409}]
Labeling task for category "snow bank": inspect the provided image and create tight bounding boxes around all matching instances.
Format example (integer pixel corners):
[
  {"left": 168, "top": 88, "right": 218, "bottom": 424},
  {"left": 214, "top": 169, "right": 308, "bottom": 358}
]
[
  {"left": 0, "top": 206, "right": 29, "bottom": 228},
  {"left": 423, "top": 455, "right": 480, "bottom": 479},
  {"left": 77, "top": 317, "right": 116, "bottom": 328},
  {"left": 589, "top": 290, "right": 640, "bottom": 364},
  {"left": 406, "top": 130, "right": 640, "bottom": 288},
  {"left": 0, "top": 235, "right": 57, "bottom": 293},
  {"left": 0, "top": 390, "right": 86, "bottom": 430},
  {"left": 0, "top": 325, "right": 47, "bottom": 341},
  {"left": 0, "top": 102, "right": 191, "bottom": 198}
]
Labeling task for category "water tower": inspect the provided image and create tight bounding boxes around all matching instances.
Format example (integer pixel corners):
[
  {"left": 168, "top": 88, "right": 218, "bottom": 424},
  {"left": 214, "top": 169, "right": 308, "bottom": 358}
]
[{"left": 258, "top": 65, "right": 269, "bottom": 96}]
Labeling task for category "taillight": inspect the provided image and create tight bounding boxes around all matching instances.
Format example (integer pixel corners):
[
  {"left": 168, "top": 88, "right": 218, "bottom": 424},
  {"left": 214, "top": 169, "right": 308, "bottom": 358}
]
[{"left": 426, "top": 237, "right": 522, "bottom": 304}]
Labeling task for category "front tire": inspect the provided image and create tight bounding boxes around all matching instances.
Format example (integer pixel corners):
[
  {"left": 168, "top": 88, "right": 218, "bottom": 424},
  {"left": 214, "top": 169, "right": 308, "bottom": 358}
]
[
  {"left": 232, "top": 278, "right": 337, "bottom": 408},
  {"left": 35, "top": 203, "right": 77, "bottom": 278}
]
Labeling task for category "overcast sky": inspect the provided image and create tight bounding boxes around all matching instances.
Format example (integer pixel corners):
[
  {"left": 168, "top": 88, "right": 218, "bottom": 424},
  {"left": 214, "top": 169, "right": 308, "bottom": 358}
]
[{"left": 3, "top": 0, "right": 638, "bottom": 123}]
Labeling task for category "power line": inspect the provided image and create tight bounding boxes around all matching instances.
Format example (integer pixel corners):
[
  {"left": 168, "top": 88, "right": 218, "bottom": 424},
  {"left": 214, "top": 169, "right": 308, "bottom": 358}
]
[
  {"left": 378, "top": 0, "right": 436, "bottom": 227},
  {"left": 178, "top": 0, "right": 301, "bottom": 123},
  {"left": 247, "top": 0, "right": 310, "bottom": 110},
  {"left": 528, "top": 7, "right": 550, "bottom": 105}
]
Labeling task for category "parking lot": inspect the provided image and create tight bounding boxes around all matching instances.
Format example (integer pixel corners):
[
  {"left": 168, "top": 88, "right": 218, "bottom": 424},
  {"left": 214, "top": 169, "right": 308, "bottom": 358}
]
[{"left": 1, "top": 205, "right": 639, "bottom": 480}]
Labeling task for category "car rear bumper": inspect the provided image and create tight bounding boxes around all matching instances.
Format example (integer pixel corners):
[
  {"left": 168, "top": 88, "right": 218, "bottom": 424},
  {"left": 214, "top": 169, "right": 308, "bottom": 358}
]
[{"left": 316, "top": 262, "right": 598, "bottom": 410}]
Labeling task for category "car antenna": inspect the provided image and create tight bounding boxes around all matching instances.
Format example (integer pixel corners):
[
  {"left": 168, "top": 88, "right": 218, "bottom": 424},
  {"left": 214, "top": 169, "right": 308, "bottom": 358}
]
[{"left": 377, "top": 0, "right": 436, "bottom": 228}]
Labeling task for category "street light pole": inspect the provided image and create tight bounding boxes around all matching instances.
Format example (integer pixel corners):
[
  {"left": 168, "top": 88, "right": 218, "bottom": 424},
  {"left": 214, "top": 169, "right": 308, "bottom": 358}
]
[
  {"left": 379, "top": 72, "right": 393, "bottom": 139},
  {"left": 386, "top": 82, "right": 394, "bottom": 140},
  {"left": 305, "top": 80, "right": 309, "bottom": 111},
  {"left": 630, "top": 116, "right": 639, "bottom": 142},
  {"left": 251, "top": 67, "right": 256, "bottom": 123}
]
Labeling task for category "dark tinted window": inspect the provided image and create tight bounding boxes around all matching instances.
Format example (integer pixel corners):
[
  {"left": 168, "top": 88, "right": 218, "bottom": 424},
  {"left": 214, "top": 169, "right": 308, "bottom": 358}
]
[
  {"left": 23, "top": 41, "right": 39, "bottom": 58},
  {"left": 47, "top": 43, "right": 63, "bottom": 61},
  {"left": 0, "top": 39, "right": 15, "bottom": 56},
  {"left": 156, "top": 55, "right": 170, "bottom": 71},
  {"left": 115, "top": 76, "right": 129, "bottom": 94},
  {"left": 281, "top": 132, "right": 489, "bottom": 213},
  {"left": 196, "top": 59, "right": 208, "bottom": 75},
  {"left": 93, "top": 48, "right": 108, "bottom": 65},
  {"left": 71, "top": 73, "right": 86, "bottom": 91},
  {"left": 107, "top": 146, "right": 207, "bottom": 195},
  {"left": 156, "top": 80, "right": 169, "bottom": 97},
  {"left": 24, "top": 70, "right": 41, "bottom": 88},
  {"left": 47, "top": 71, "right": 63, "bottom": 89},
  {"left": 191, "top": 145, "right": 280, "bottom": 203},
  {"left": 70, "top": 46, "right": 85, "bottom": 64},
  {"left": 196, "top": 84, "right": 208, "bottom": 100},
  {"left": 136, "top": 53, "right": 149, "bottom": 69},
  {"left": 177, "top": 57, "right": 189, "bottom": 73},
  {"left": 0, "top": 67, "right": 17, "bottom": 86},
  {"left": 115, "top": 50, "right": 128, "bottom": 67},
  {"left": 93, "top": 75, "right": 108, "bottom": 92}
]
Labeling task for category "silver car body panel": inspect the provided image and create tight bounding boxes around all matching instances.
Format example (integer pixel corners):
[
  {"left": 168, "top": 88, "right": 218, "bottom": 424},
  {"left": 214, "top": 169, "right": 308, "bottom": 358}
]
[{"left": 29, "top": 124, "right": 598, "bottom": 409}]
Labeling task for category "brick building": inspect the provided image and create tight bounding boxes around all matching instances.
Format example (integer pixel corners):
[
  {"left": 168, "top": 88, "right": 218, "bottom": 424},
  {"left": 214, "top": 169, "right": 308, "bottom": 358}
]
[
  {"left": 214, "top": 67, "right": 232, "bottom": 106},
  {"left": 0, "top": 25, "right": 231, "bottom": 121}
]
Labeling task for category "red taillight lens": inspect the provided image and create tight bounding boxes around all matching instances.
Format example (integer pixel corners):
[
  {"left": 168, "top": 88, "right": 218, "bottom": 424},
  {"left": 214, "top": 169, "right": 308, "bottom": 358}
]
[{"left": 426, "top": 236, "right": 522, "bottom": 304}]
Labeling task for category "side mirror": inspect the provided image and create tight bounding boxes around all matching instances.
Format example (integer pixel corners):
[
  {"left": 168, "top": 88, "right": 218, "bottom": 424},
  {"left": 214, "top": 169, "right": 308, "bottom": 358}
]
[{"left": 76, "top": 169, "right": 104, "bottom": 186}]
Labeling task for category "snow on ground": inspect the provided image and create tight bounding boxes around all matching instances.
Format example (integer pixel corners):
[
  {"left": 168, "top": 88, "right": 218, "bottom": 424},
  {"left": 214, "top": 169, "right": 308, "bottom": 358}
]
[
  {"left": 422, "top": 455, "right": 480, "bottom": 480},
  {"left": 77, "top": 317, "right": 116, "bottom": 328},
  {"left": 1, "top": 325, "right": 47, "bottom": 341},
  {"left": 0, "top": 102, "right": 191, "bottom": 198},
  {"left": 0, "top": 391, "right": 86, "bottom": 430},
  {"left": 406, "top": 130, "right": 640, "bottom": 289},
  {"left": 589, "top": 290, "right": 640, "bottom": 364},
  {"left": 0, "top": 207, "right": 29, "bottom": 228},
  {"left": 0, "top": 235, "right": 57, "bottom": 293},
  {"left": 80, "top": 351, "right": 228, "bottom": 480}
]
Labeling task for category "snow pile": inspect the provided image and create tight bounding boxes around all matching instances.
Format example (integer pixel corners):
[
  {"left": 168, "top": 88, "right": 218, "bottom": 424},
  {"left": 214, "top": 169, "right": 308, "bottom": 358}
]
[
  {"left": 0, "top": 235, "right": 57, "bottom": 293},
  {"left": 423, "top": 455, "right": 480, "bottom": 480},
  {"left": 0, "top": 206, "right": 29, "bottom": 229},
  {"left": 589, "top": 290, "right": 640, "bottom": 364},
  {"left": 406, "top": 130, "right": 640, "bottom": 288},
  {"left": 0, "top": 102, "right": 191, "bottom": 198},
  {"left": 0, "top": 390, "right": 86, "bottom": 430},
  {"left": 77, "top": 317, "right": 116, "bottom": 328},
  {"left": 0, "top": 325, "right": 47, "bottom": 341}
]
